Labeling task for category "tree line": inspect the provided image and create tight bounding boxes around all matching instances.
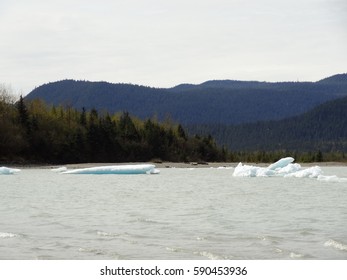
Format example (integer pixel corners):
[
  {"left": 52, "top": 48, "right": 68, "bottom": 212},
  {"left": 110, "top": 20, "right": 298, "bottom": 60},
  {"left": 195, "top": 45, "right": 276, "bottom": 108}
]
[
  {"left": 1, "top": 89, "right": 227, "bottom": 164},
  {"left": 186, "top": 95, "right": 347, "bottom": 163},
  {"left": 1, "top": 84, "right": 345, "bottom": 164}
]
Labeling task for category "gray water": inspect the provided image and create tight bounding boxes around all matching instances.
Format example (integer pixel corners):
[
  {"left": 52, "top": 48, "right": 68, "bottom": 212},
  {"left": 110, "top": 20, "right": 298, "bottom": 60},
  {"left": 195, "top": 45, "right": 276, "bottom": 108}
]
[{"left": 1, "top": 166, "right": 347, "bottom": 260}]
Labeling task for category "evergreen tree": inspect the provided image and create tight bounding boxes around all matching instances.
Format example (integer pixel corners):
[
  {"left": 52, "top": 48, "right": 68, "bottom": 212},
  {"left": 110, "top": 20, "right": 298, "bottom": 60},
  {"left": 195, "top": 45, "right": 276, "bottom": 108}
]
[
  {"left": 16, "top": 95, "right": 29, "bottom": 128},
  {"left": 177, "top": 124, "right": 187, "bottom": 140},
  {"left": 80, "top": 107, "right": 87, "bottom": 127}
]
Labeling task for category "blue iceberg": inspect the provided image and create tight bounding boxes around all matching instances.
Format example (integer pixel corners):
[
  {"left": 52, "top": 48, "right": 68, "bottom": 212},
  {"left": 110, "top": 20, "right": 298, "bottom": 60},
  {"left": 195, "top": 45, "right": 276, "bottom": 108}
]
[
  {"left": 61, "top": 164, "right": 160, "bottom": 175},
  {"left": 267, "top": 157, "right": 294, "bottom": 170},
  {"left": 0, "top": 166, "right": 21, "bottom": 175}
]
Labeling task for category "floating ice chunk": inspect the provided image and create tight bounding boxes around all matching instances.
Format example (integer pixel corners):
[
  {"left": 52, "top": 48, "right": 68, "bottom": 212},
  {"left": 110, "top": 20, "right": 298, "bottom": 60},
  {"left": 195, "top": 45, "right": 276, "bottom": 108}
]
[
  {"left": 232, "top": 163, "right": 259, "bottom": 177},
  {"left": 147, "top": 168, "right": 160, "bottom": 174},
  {"left": 232, "top": 163, "right": 276, "bottom": 177},
  {"left": 255, "top": 168, "right": 276, "bottom": 177},
  {"left": 0, "top": 166, "right": 21, "bottom": 175},
  {"left": 51, "top": 166, "right": 68, "bottom": 172},
  {"left": 62, "top": 164, "right": 159, "bottom": 175},
  {"left": 284, "top": 166, "right": 322, "bottom": 178},
  {"left": 276, "top": 163, "right": 302, "bottom": 174},
  {"left": 233, "top": 159, "right": 298, "bottom": 177},
  {"left": 267, "top": 157, "right": 294, "bottom": 170}
]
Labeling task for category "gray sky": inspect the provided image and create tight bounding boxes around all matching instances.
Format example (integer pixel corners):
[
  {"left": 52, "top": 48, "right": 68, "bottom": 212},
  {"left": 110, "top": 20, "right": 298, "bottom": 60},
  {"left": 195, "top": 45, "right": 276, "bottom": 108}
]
[{"left": 1, "top": 0, "right": 346, "bottom": 94}]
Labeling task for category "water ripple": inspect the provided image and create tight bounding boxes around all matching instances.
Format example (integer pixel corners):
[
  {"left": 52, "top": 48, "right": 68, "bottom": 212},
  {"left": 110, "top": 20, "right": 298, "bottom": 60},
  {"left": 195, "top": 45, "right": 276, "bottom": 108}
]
[{"left": 324, "top": 239, "right": 347, "bottom": 251}]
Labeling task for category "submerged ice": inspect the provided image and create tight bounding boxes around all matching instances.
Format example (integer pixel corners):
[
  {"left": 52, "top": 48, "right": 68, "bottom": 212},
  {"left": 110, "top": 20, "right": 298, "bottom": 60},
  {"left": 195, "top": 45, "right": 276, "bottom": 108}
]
[{"left": 233, "top": 157, "right": 346, "bottom": 182}]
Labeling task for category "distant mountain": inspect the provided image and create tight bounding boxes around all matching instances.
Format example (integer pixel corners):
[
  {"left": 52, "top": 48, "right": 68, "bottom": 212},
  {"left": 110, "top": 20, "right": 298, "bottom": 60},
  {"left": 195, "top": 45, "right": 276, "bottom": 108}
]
[
  {"left": 170, "top": 74, "right": 347, "bottom": 93},
  {"left": 25, "top": 74, "right": 347, "bottom": 125},
  {"left": 187, "top": 95, "right": 347, "bottom": 152},
  {"left": 317, "top": 73, "right": 347, "bottom": 84}
]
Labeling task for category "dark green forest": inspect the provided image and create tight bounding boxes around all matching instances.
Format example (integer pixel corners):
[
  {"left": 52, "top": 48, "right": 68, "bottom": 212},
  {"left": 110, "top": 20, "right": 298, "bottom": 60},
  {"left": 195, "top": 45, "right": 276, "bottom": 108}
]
[
  {"left": 187, "top": 95, "right": 347, "bottom": 162},
  {"left": 1, "top": 90, "right": 227, "bottom": 164}
]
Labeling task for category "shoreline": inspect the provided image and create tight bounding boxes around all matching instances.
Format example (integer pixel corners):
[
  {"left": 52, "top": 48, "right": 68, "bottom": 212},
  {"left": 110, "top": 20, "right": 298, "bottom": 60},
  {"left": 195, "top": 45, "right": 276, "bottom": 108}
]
[{"left": 3, "top": 161, "right": 347, "bottom": 169}]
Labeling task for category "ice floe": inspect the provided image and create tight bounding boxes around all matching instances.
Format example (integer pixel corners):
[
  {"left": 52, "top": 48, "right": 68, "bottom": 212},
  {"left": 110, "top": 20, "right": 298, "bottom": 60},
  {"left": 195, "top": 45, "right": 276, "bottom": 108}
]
[
  {"left": 51, "top": 166, "right": 68, "bottom": 172},
  {"left": 233, "top": 157, "right": 347, "bottom": 182},
  {"left": 61, "top": 164, "right": 160, "bottom": 175},
  {"left": 0, "top": 166, "right": 21, "bottom": 175}
]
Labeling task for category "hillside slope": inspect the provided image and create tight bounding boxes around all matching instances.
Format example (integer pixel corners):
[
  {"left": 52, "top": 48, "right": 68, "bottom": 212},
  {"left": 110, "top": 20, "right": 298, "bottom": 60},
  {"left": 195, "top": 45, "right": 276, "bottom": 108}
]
[
  {"left": 25, "top": 74, "right": 347, "bottom": 125},
  {"left": 187, "top": 95, "right": 347, "bottom": 152}
]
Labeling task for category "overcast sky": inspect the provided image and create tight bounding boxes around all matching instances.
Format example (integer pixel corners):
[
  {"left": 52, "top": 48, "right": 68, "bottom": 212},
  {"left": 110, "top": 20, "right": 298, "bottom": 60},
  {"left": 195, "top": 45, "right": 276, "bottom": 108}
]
[{"left": 1, "top": 0, "right": 346, "bottom": 94}]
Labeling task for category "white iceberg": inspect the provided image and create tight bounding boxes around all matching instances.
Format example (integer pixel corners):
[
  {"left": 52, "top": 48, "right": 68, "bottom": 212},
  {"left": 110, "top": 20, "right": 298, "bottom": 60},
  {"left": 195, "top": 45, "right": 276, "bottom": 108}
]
[
  {"left": 233, "top": 163, "right": 275, "bottom": 177},
  {"left": 283, "top": 166, "right": 322, "bottom": 178},
  {"left": 0, "top": 166, "right": 21, "bottom": 175},
  {"left": 61, "top": 164, "right": 160, "bottom": 175},
  {"left": 233, "top": 157, "right": 345, "bottom": 182}
]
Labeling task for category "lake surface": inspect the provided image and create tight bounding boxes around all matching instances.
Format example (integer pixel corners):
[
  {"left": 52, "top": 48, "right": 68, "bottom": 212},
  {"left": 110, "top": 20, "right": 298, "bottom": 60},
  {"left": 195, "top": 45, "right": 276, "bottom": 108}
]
[{"left": 1, "top": 166, "right": 347, "bottom": 260}]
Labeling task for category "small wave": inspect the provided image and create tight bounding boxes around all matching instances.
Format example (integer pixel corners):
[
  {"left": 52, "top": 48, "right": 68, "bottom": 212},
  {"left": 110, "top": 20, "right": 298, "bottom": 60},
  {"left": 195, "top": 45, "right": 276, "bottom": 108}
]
[
  {"left": 257, "top": 234, "right": 283, "bottom": 244},
  {"left": 97, "top": 231, "right": 120, "bottom": 237},
  {"left": 274, "top": 248, "right": 283, "bottom": 253},
  {"left": 97, "top": 231, "right": 138, "bottom": 244},
  {"left": 136, "top": 218, "right": 161, "bottom": 224},
  {"left": 324, "top": 239, "right": 347, "bottom": 251},
  {"left": 78, "top": 247, "right": 106, "bottom": 256},
  {"left": 133, "top": 217, "right": 168, "bottom": 225},
  {"left": 194, "top": 251, "right": 225, "bottom": 260},
  {"left": 196, "top": 236, "right": 207, "bottom": 241},
  {"left": 215, "top": 166, "right": 233, "bottom": 170},
  {"left": 290, "top": 252, "right": 304, "bottom": 259},
  {"left": 0, "top": 232, "right": 20, "bottom": 238},
  {"left": 317, "top": 175, "right": 347, "bottom": 183},
  {"left": 257, "top": 235, "right": 267, "bottom": 241},
  {"left": 166, "top": 246, "right": 184, "bottom": 253}
]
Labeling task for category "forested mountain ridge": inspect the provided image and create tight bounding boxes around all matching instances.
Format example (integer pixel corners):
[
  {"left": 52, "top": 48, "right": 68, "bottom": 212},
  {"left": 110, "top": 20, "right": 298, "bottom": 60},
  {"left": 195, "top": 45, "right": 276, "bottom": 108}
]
[
  {"left": 0, "top": 94, "right": 227, "bottom": 164},
  {"left": 25, "top": 74, "right": 347, "bottom": 125},
  {"left": 317, "top": 73, "right": 347, "bottom": 85},
  {"left": 186, "top": 95, "right": 347, "bottom": 153}
]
